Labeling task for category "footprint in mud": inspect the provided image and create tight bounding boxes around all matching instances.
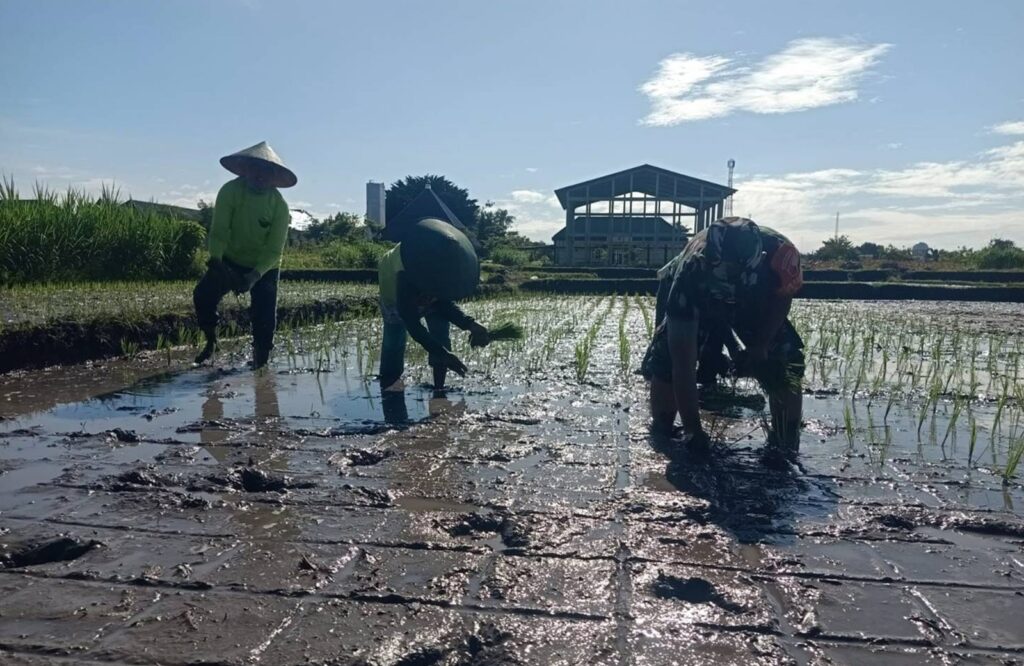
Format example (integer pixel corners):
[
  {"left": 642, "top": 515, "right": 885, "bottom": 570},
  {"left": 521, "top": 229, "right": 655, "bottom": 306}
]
[
  {"left": 205, "top": 467, "right": 315, "bottom": 493},
  {"left": 869, "top": 506, "right": 1024, "bottom": 539},
  {"left": 652, "top": 572, "right": 746, "bottom": 614},
  {"left": 1, "top": 535, "right": 102, "bottom": 569},
  {"left": 103, "top": 467, "right": 181, "bottom": 491},
  {"left": 442, "top": 512, "right": 530, "bottom": 549},
  {"left": 333, "top": 448, "right": 393, "bottom": 468},
  {"left": 395, "top": 623, "right": 516, "bottom": 666}
]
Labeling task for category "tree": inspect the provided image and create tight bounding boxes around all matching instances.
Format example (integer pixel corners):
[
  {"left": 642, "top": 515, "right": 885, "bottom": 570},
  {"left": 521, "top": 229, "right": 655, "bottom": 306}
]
[
  {"left": 856, "top": 242, "right": 883, "bottom": 258},
  {"left": 975, "top": 238, "right": 1024, "bottom": 269},
  {"left": 476, "top": 203, "right": 515, "bottom": 250},
  {"left": 988, "top": 238, "right": 1017, "bottom": 251},
  {"left": 385, "top": 175, "right": 479, "bottom": 233},
  {"left": 298, "top": 211, "right": 364, "bottom": 243},
  {"left": 196, "top": 199, "right": 214, "bottom": 231},
  {"left": 814, "top": 235, "right": 858, "bottom": 261}
]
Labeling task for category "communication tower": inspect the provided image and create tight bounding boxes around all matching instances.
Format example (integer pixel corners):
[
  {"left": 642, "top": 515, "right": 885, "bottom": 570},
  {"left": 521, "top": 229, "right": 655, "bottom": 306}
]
[{"left": 724, "top": 159, "right": 736, "bottom": 217}]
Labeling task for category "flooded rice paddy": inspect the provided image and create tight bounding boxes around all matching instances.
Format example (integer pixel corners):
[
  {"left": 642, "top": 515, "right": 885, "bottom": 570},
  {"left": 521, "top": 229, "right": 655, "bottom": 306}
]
[{"left": 1, "top": 295, "right": 1023, "bottom": 665}]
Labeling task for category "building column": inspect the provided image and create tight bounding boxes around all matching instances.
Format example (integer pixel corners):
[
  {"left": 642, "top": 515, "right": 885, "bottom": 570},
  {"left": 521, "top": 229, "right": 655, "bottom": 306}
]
[{"left": 564, "top": 199, "right": 574, "bottom": 267}]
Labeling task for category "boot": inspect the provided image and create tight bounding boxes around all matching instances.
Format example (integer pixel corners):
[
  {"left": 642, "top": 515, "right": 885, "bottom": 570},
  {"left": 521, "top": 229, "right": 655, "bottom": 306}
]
[
  {"left": 762, "top": 422, "right": 800, "bottom": 468},
  {"left": 253, "top": 343, "right": 272, "bottom": 370},
  {"left": 432, "top": 365, "right": 447, "bottom": 390},
  {"left": 194, "top": 329, "right": 218, "bottom": 365}
]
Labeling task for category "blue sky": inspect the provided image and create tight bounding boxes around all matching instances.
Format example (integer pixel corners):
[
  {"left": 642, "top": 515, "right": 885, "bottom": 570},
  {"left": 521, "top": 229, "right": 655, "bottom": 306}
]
[{"left": 2, "top": 0, "right": 1022, "bottom": 250}]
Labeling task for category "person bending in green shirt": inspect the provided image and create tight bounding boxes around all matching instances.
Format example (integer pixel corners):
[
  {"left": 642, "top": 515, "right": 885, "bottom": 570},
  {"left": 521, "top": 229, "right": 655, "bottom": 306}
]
[
  {"left": 193, "top": 141, "right": 296, "bottom": 369},
  {"left": 378, "top": 217, "right": 490, "bottom": 391}
]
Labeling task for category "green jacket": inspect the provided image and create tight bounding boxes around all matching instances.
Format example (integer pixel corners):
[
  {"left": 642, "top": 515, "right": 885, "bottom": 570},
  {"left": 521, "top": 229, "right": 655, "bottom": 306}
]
[
  {"left": 208, "top": 178, "right": 290, "bottom": 275},
  {"left": 377, "top": 245, "right": 404, "bottom": 307}
]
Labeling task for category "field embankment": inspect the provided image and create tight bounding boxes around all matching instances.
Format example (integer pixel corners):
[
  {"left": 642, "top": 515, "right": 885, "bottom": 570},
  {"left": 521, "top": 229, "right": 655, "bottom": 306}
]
[{"left": 0, "top": 282, "right": 379, "bottom": 373}]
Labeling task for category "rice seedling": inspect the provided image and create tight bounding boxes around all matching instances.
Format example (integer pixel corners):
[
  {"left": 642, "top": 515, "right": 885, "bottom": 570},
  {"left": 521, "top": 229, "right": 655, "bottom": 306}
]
[
  {"left": 843, "top": 402, "right": 855, "bottom": 448},
  {"left": 1004, "top": 436, "right": 1024, "bottom": 485},
  {"left": 636, "top": 295, "right": 654, "bottom": 338},
  {"left": 488, "top": 322, "right": 525, "bottom": 342},
  {"left": 119, "top": 339, "right": 140, "bottom": 359},
  {"left": 968, "top": 416, "right": 978, "bottom": 465},
  {"left": 618, "top": 299, "right": 630, "bottom": 374},
  {"left": 941, "top": 395, "right": 965, "bottom": 447}
]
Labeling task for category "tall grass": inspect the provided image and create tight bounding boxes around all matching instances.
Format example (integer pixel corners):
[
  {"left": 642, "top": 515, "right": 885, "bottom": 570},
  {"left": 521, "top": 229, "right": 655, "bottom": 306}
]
[
  {"left": 283, "top": 240, "right": 391, "bottom": 270},
  {"left": 0, "top": 178, "right": 205, "bottom": 283}
]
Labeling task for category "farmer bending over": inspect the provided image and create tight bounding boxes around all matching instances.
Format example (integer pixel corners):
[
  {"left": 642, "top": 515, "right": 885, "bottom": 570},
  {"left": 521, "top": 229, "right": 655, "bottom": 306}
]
[
  {"left": 378, "top": 218, "right": 490, "bottom": 391},
  {"left": 193, "top": 141, "right": 295, "bottom": 369},
  {"left": 641, "top": 217, "right": 805, "bottom": 459}
]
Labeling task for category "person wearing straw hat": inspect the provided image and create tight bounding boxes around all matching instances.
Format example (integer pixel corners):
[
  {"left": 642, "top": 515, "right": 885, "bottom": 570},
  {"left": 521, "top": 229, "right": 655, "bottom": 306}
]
[
  {"left": 377, "top": 217, "right": 490, "bottom": 392},
  {"left": 193, "top": 141, "right": 297, "bottom": 369}
]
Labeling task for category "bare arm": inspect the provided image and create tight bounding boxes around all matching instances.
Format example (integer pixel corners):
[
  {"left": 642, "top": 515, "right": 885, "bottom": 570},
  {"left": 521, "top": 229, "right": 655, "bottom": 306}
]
[{"left": 667, "top": 315, "right": 702, "bottom": 433}]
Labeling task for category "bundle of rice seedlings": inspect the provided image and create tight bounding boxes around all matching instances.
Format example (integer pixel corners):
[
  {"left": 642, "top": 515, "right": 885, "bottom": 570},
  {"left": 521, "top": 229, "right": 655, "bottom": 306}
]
[{"left": 488, "top": 322, "right": 525, "bottom": 342}]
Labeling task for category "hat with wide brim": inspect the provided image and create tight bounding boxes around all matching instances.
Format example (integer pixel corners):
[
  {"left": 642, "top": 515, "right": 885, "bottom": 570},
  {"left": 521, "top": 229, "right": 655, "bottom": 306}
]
[
  {"left": 400, "top": 218, "right": 480, "bottom": 301},
  {"left": 220, "top": 141, "right": 297, "bottom": 188}
]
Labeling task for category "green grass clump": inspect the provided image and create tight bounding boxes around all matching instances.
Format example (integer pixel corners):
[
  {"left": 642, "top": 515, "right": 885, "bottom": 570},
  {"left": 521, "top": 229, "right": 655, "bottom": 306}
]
[{"left": 0, "top": 178, "right": 205, "bottom": 283}]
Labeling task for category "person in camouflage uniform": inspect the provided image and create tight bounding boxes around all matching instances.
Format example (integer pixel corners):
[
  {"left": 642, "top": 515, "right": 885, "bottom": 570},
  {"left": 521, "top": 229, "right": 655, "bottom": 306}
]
[{"left": 641, "top": 217, "right": 805, "bottom": 458}]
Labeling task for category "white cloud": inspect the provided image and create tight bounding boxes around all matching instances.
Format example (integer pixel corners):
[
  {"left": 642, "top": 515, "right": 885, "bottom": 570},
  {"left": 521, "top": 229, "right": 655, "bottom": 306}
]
[
  {"left": 991, "top": 120, "right": 1024, "bottom": 136},
  {"left": 639, "top": 38, "right": 891, "bottom": 126},
  {"left": 510, "top": 189, "right": 549, "bottom": 204},
  {"left": 490, "top": 190, "right": 565, "bottom": 242},
  {"left": 732, "top": 129, "right": 1024, "bottom": 249},
  {"left": 525, "top": 167, "right": 538, "bottom": 173}
]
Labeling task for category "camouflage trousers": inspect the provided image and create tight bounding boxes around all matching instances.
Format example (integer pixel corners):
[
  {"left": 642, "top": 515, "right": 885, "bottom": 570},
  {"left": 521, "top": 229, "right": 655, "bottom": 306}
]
[{"left": 640, "top": 317, "right": 805, "bottom": 396}]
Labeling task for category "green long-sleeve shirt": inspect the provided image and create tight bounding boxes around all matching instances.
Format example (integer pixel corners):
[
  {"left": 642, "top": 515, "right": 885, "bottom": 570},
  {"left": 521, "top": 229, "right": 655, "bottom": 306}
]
[{"left": 208, "top": 178, "right": 290, "bottom": 275}]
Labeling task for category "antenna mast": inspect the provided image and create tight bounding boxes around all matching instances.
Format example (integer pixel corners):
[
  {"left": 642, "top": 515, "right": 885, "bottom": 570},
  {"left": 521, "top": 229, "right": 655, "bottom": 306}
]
[{"left": 725, "top": 159, "right": 735, "bottom": 217}]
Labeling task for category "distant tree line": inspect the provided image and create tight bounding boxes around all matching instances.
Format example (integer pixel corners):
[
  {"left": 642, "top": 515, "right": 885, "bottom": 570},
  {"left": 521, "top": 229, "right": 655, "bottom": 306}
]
[{"left": 811, "top": 235, "right": 1024, "bottom": 270}]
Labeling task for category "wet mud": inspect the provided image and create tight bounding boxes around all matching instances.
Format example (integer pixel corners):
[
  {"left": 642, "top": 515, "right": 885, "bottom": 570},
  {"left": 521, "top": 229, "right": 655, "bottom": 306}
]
[{"left": 1, "top": 297, "right": 1023, "bottom": 664}]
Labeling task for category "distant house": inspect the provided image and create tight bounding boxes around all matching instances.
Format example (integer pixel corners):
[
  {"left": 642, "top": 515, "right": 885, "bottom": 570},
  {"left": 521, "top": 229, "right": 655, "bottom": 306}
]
[
  {"left": 551, "top": 164, "right": 733, "bottom": 267},
  {"left": 552, "top": 217, "right": 687, "bottom": 267},
  {"left": 912, "top": 242, "right": 931, "bottom": 260},
  {"left": 122, "top": 199, "right": 203, "bottom": 222}
]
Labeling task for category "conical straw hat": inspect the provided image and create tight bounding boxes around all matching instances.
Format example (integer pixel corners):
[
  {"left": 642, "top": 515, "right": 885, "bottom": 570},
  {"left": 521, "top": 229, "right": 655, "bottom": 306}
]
[{"left": 220, "top": 141, "right": 297, "bottom": 188}]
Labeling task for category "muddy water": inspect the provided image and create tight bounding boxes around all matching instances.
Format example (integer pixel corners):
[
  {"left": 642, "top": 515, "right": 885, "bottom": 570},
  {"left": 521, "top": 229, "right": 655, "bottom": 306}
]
[{"left": 1, "top": 296, "right": 1023, "bottom": 665}]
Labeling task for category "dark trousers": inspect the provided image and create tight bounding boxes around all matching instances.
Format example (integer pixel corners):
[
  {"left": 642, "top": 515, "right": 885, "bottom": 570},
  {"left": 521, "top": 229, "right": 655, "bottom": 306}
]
[
  {"left": 193, "top": 259, "right": 279, "bottom": 350},
  {"left": 378, "top": 302, "right": 451, "bottom": 388}
]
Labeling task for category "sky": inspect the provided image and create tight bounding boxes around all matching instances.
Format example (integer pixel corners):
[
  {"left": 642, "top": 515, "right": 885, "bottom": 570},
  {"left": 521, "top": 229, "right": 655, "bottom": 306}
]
[{"left": 1, "top": 0, "right": 1022, "bottom": 251}]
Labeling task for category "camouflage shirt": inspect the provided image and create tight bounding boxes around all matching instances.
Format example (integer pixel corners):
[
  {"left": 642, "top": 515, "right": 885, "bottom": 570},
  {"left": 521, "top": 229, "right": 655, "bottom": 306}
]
[{"left": 663, "top": 218, "right": 802, "bottom": 323}]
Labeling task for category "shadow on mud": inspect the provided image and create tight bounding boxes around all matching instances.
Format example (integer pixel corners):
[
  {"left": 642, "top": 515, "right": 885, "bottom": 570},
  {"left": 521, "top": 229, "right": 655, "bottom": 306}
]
[{"left": 652, "top": 434, "right": 839, "bottom": 544}]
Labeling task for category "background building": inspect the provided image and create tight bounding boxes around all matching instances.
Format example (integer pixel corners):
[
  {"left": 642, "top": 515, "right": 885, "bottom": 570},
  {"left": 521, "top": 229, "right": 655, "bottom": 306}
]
[
  {"left": 365, "top": 181, "right": 385, "bottom": 229},
  {"left": 552, "top": 164, "right": 734, "bottom": 267}
]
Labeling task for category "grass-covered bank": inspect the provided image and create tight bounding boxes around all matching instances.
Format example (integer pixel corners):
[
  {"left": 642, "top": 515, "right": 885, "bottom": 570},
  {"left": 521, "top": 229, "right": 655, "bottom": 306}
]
[
  {"left": 0, "top": 282, "right": 380, "bottom": 373},
  {"left": 0, "top": 281, "right": 377, "bottom": 330}
]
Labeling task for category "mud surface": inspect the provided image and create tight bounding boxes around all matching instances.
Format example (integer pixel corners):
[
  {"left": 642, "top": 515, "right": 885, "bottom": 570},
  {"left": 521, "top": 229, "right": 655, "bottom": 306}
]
[{"left": 1, "top": 297, "right": 1023, "bottom": 665}]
